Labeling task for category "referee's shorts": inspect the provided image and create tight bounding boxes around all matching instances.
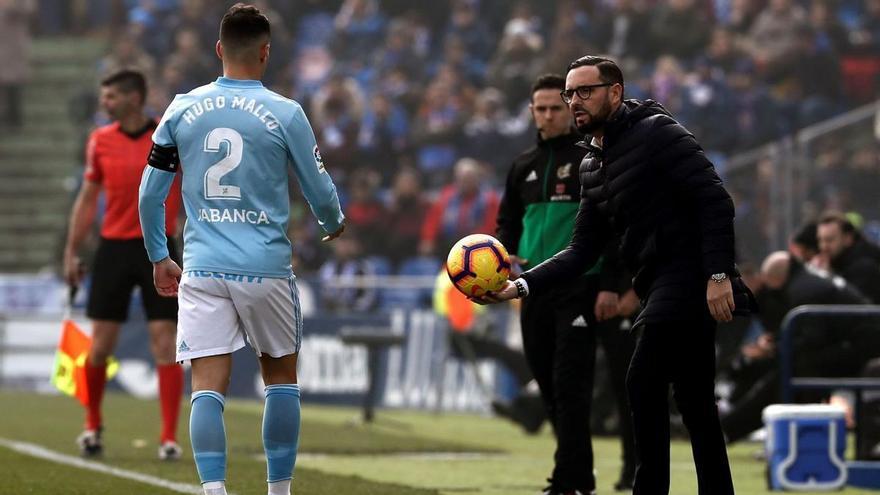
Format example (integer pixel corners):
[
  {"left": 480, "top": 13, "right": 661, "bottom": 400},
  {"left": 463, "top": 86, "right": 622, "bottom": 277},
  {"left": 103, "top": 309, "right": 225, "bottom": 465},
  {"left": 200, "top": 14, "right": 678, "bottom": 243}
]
[{"left": 86, "top": 237, "right": 180, "bottom": 322}]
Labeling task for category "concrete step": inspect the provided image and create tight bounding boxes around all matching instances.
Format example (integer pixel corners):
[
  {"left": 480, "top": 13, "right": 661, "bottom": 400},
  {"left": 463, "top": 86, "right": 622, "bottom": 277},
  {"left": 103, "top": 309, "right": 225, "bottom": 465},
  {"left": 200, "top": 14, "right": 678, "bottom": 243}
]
[
  {"left": 0, "top": 161, "right": 80, "bottom": 178},
  {"left": 2, "top": 139, "right": 79, "bottom": 159},
  {"left": 0, "top": 177, "right": 68, "bottom": 195},
  {"left": 0, "top": 213, "right": 67, "bottom": 232},
  {"left": 31, "top": 37, "right": 107, "bottom": 62},
  {"left": 0, "top": 247, "right": 59, "bottom": 272},
  {"left": 0, "top": 195, "right": 71, "bottom": 215}
]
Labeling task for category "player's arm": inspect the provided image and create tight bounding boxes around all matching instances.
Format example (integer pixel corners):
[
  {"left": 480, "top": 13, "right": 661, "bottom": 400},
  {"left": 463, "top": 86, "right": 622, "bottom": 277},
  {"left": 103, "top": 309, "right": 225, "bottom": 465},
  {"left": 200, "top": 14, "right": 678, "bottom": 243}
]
[
  {"left": 284, "top": 106, "right": 345, "bottom": 238},
  {"left": 63, "top": 179, "right": 100, "bottom": 287},
  {"left": 139, "top": 145, "right": 182, "bottom": 297}
]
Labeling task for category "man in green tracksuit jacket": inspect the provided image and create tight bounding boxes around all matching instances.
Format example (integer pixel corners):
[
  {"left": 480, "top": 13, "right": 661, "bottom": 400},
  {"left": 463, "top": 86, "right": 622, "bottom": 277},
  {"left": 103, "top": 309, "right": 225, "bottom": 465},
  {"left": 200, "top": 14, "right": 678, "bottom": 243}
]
[{"left": 496, "top": 74, "right": 636, "bottom": 494}]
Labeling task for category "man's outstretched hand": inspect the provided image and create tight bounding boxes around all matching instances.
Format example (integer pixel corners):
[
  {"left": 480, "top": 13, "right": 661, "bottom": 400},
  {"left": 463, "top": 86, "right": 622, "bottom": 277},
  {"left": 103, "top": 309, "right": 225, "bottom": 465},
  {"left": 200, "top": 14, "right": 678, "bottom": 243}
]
[
  {"left": 153, "top": 257, "right": 183, "bottom": 297},
  {"left": 470, "top": 279, "right": 519, "bottom": 305}
]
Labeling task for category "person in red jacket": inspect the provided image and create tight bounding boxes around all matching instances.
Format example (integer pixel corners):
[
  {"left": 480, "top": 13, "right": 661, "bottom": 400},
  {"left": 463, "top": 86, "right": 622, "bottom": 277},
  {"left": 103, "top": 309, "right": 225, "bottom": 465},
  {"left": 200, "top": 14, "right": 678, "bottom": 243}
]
[
  {"left": 63, "top": 70, "right": 184, "bottom": 460},
  {"left": 419, "top": 158, "right": 500, "bottom": 256}
]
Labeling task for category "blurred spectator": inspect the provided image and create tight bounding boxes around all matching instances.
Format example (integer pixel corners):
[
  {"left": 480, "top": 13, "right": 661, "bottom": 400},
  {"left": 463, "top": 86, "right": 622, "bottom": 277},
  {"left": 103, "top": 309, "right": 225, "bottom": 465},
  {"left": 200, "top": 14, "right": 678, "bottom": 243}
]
[
  {"left": 310, "top": 74, "right": 366, "bottom": 182},
  {"left": 816, "top": 211, "right": 880, "bottom": 302},
  {"left": 343, "top": 169, "right": 386, "bottom": 256},
  {"left": 0, "top": 0, "right": 35, "bottom": 130},
  {"left": 358, "top": 93, "right": 409, "bottom": 180},
  {"left": 445, "top": 0, "right": 493, "bottom": 62},
  {"left": 648, "top": 0, "right": 711, "bottom": 60},
  {"left": 460, "top": 87, "right": 511, "bottom": 170},
  {"left": 722, "top": 0, "right": 763, "bottom": 34},
  {"left": 318, "top": 229, "right": 379, "bottom": 313},
  {"left": 486, "top": 20, "right": 544, "bottom": 111},
  {"left": 97, "top": 32, "right": 156, "bottom": 80},
  {"left": 383, "top": 168, "right": 430, "bottom": 266},
  {"left": 165, "top": 27, "right": 215, "bottom": 91},
  {"left": 411, "top": 81, "right": 468, "bottom": 185},
  {"left": 808, "top": 0, "right": 851, "bottom": 55},
  {"left": 704, "top": 27, "right": 750, "bottom": 76},
  {"left": 744, "top": 0, "right": 807, "bottom": 73},
  {"left": 420, "top": 158, "right": 500, "bottom": 256},
  {"left": 333, "top": 0, "right": 387, "bottom": 62},
  {"left": 788, "top": 221, "right": 819, "bottom": 262}
]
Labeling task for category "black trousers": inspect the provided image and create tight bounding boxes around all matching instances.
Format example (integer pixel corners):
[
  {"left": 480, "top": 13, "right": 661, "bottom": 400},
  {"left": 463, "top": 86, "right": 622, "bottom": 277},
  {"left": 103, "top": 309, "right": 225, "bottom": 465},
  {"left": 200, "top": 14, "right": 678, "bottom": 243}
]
[
  {"left": 521, "top": 280, "right": 636, "bottom": 490},
  {"left": 627, "top": 316, "right": 734, "bottom": 495}
]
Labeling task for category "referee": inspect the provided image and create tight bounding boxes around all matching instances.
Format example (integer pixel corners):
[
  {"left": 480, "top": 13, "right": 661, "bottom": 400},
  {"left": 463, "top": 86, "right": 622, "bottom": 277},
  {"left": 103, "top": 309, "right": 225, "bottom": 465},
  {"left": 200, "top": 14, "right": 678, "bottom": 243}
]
[
  {"left": 63, "top": 70, "right": 184, "bottom": 460},
  {"left": 496, "top": 74, "right": 635, "bottom": 494},
  {"left": 477, "top": 56, "right": 749, "bottom": 495}
]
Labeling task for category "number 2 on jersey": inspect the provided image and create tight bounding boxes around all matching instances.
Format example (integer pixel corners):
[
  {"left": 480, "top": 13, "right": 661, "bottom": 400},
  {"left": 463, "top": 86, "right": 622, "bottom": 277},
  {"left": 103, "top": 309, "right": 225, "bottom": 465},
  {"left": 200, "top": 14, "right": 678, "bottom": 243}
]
[{"left": 204, "top": 127, "right": 243, "bottom": 200}]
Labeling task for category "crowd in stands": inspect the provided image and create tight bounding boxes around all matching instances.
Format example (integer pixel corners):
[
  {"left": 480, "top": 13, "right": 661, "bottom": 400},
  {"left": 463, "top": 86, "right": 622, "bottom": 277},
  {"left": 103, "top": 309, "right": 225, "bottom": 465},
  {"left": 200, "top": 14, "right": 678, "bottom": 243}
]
[{"left": 36, "top": 0, "right": 880, "bottom": 293}]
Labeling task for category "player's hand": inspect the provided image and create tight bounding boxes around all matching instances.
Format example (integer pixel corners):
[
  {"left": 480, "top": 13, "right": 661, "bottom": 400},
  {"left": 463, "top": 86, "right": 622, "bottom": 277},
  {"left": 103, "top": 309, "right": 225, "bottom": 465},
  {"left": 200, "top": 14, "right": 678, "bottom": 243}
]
[
  {"left": 321, "top": 224, "right": 345, "bottom": 242},
  {"left": 707, "top": 277, "right": 734, "bottom": 323},
  {"left": 63, "top": 249, "right": 85, "bottom": 288},
  {"left": 469, "top": 280, "right": 519, "bottom": 305},
  {"left": 594, "top": 290, "right": 620, "bottom": 321},
  {"left": 509, "top": 255, "right": 528, "bottom": 278},
  {"left": 153, "top": 257, "right": 182, "bottom": 297}
]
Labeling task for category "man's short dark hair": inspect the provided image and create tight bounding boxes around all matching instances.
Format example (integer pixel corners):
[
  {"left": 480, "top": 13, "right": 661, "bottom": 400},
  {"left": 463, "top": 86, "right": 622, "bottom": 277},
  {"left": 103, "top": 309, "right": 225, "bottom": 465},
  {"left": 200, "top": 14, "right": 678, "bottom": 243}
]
[
  {"left": 220, "top": 3, "right": 271, "bottom": 59},
  {"left": 818, "top": 211, "right": 857, "bottom": 235},
  {"left": 530, "top": 74, "right": 565, "bottom": 101},
  {"left": 566, "top": 55, "right": 625, "bottom": 98},
  {"left": 100, "top": 70, "right": 147, "bottom": 102},
  {"left": 792, "top": 221, "right": 818, "bottom": 252}
]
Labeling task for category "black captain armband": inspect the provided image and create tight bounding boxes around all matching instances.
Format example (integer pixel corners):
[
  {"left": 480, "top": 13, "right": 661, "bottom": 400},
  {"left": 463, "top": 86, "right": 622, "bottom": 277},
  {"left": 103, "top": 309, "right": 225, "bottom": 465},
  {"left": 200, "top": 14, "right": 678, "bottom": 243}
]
[{"left": 147, "top": 143, "right": 180, "bottom": 172}]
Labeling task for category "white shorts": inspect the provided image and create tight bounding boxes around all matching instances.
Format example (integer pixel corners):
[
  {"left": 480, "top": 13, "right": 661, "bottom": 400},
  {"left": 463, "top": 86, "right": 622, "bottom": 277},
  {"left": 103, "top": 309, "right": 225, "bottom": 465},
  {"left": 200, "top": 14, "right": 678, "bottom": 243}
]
[{"left": 176, "top": 271, "right": 303, "bottom": 362}]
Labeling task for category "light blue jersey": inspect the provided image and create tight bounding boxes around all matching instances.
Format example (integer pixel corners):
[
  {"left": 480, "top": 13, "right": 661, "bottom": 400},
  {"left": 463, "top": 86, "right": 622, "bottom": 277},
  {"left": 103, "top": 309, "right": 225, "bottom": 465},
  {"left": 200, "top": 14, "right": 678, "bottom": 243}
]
[{"left": 139, "top": 77, "right": 344, "bottom": 277}]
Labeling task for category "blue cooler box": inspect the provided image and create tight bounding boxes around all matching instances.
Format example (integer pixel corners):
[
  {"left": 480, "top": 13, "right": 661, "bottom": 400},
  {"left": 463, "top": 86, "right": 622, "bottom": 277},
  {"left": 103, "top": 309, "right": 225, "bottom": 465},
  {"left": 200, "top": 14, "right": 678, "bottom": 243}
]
[{"left": 763, "top": 404, "right": 847, "bottom": 491}]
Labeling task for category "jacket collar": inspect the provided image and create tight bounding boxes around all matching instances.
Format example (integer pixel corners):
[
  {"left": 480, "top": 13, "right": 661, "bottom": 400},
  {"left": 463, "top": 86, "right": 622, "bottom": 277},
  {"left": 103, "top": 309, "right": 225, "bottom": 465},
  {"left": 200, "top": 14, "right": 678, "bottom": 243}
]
[{"left": 537, "top": 130, "right": 581, "bottom": 149}]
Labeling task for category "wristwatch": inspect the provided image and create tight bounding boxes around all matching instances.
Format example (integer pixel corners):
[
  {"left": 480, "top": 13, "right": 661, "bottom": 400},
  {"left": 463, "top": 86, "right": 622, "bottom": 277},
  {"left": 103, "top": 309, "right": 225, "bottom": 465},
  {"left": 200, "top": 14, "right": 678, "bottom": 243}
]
[
  {"left": 710, "top": 273, "right": 728, "bottom": 284},
  {"left": 513, "top": 278, "right": 528, "bottom": 298}
]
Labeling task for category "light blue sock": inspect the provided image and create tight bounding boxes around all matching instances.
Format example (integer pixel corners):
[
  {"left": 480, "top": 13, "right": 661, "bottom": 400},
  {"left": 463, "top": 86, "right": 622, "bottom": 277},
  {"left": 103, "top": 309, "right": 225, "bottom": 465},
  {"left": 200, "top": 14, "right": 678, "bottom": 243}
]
[
  {"left": 263, "top": 384, "right": 301, "bottom": 483},
  {"left": 190, "top": 391, "right": 227, "bottom": 484}
]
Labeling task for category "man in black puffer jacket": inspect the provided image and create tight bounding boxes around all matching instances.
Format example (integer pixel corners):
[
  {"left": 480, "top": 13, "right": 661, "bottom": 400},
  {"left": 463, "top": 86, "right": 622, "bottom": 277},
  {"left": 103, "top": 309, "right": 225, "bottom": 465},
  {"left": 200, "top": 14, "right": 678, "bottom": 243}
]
[{"left": 475, "top": 56, "right": 750, "bottom": 495}]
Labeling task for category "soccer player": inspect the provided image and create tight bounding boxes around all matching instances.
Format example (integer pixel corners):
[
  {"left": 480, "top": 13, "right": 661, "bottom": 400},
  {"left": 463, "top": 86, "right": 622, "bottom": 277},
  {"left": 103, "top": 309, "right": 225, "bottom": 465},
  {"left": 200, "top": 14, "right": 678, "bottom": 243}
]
[
  {"left": 138, "top": 5, "right": 344, "bottom": 495},
  {"left": 63, "top": 69, "right": 184, "bottom": 460}
]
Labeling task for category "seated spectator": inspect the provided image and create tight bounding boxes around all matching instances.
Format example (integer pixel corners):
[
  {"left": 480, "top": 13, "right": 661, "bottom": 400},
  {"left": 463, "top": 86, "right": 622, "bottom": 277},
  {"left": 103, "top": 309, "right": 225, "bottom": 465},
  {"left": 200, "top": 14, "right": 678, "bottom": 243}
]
[
  {"left": 460, "top": 87, "right": 511, "bottom": 170},
  {"left": 333, "top": 0, "right": 387, "bottom": 62},
  {"left": 486, "top": 19, "right": 544, "bottom": 113},
  {"left": 743, "top": 0, "right": 807, "bottom": 75},
  {"left": 383, "top": 168, "right": 430, "bottom": 267},
  {"left": 647, "top": 0, "right": 711, "bottom": 60},
  {"left": 412, "top": 81, "right": 467, "bottom": 186},
  {"left": 318, "top": 228, "right": 380, "bottom": 313},
  {"left": 721, "top": 251, "right": 877, "bottom": 443},
  {"left": 419, "top": 158, "right": 500, "bottom": 257},
  {"left": 344, "top": 169, "right": 386, "bottom": 256},
  {"left": 816, "top": 211, "right": 880, "bottom": 302},
  {"left": 97, "top": 32, "right": 155, "bottom": 80}
]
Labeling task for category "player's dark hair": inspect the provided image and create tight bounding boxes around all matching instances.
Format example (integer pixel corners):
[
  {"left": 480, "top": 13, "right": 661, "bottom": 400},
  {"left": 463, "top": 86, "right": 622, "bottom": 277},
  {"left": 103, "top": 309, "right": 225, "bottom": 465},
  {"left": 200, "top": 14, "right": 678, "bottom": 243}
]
[
  {"left": 219, "top": 3, "right": 271, "bottom": 59},
  {"left": 818, "top": 211, "right": 857, "bottom": 235},
  {"left": 566, "top": 55, "right": 625, "bottom": 98},
  {"left": 100, "top": 70, "right": 147, "bottom": 103},
  {"left": 530, "top": 74, "right": 565, "bottom": 101}
]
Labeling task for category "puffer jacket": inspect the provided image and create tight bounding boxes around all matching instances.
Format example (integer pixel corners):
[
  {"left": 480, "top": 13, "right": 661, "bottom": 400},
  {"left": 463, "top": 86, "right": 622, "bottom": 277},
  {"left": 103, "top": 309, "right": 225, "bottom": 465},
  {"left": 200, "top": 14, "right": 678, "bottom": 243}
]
[{"left": 521, "top": 99, "right": 738, "bottom": 323}]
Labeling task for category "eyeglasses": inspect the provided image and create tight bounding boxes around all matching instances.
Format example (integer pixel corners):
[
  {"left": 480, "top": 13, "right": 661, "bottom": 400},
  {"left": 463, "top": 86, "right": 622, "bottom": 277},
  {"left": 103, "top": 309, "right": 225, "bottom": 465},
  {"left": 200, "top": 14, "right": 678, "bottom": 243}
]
[{"left": 560, "top": 83, "right": 614, "bottom": 104}]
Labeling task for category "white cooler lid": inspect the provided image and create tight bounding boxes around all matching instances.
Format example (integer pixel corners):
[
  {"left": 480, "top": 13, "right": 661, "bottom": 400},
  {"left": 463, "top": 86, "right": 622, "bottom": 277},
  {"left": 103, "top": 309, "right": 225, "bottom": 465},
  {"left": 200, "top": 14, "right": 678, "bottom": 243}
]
[{"left": 762, "top": 404, "right": 846, "bottom": 421}]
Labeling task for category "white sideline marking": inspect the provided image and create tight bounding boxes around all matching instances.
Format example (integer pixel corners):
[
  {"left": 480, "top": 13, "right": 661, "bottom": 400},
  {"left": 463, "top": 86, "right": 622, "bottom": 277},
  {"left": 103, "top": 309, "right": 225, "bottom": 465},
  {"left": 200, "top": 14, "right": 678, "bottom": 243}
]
[{"left": 0, "top": 438, "right": 204, "bottom": 494}]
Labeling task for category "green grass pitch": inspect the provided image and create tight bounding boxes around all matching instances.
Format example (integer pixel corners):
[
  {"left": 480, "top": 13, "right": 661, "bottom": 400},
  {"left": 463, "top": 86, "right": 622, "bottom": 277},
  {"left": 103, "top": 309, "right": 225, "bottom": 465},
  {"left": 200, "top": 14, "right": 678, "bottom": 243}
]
[{"left": 0, "top": 390, "right": 876, "bottom": 494}]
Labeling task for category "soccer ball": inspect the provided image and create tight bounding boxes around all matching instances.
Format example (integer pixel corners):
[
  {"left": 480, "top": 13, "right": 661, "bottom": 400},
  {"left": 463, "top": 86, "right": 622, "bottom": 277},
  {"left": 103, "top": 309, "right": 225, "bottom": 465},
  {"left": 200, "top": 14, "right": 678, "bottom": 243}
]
[{"left": 446, "top": 234, "right": 511, "bottom": 297}]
